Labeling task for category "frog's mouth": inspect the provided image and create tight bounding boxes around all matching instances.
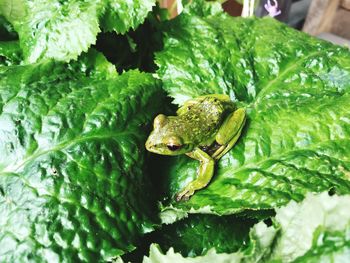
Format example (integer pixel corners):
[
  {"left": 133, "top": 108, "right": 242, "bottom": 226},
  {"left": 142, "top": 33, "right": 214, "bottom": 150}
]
[{"left": 145, "top": 143, "right": 186, "bottom": 156}]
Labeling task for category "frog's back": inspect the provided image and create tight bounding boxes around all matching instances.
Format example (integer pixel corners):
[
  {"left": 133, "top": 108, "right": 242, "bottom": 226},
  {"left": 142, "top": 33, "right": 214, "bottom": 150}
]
[{"left": 179, "top": 96, "right": 234, "bottom": 145}]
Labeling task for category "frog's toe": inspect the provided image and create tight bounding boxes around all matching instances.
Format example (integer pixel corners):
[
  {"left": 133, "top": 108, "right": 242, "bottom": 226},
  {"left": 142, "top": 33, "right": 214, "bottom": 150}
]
[{"left": 176, "top": 187, "right": 194, "bottom": 202}]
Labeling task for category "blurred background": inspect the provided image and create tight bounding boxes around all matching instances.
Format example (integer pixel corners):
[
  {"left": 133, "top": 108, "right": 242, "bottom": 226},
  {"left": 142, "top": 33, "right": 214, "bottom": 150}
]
[{"left": 159, "top": 0, "right": 350, "bottom": 47}]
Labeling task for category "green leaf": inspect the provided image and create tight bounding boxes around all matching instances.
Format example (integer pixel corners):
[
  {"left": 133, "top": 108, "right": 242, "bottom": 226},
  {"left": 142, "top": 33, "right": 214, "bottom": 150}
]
[
  {"left": 0, "top": 0, "right": 155, "bottom": 63},
  {"left": 0, "top": 62, "right": 165, "bottom": 260},
  {"left": 142, "top": 220, "right": 277, "bottom": 263},
  {"left": 143, "top": 244, "right": 244, "bottom": 263},
  {"left": 293, "top": 226, "right": 350, "bottom": 263},
  {"left": 0, "top": 16, "right": 17, "bottom": 41},
  {"left": 182, "top": 0, "right": 224, "bottom": 17},
  {"left": 143, "top": 193, "right": 350, "bottom": 262},
  {"left": 270, "top": 192, "right": 350, "bottom": 261},
  {"left": 153, "top": 215, "right": 255, "bottom": 257},
  {"left": 96, "top": 9, "right": 164, "bottom": 74},
  {"left": 155, "top": 11, "right": 350, "bottom": 217},
  {"left": 2, "top": 0, "right": 102, "bottom": 63},
  {"left": 68, "top": 48, "right": 117, "bottom": 80},
  {"left": 121, "top": 214, "right": 255, "bottom": 262},
  {"left": 0, "top": 40, "right": 22, "bottom": 65},
  {"left": 101, "top": 0, "right": 156, "bottom": 34}
]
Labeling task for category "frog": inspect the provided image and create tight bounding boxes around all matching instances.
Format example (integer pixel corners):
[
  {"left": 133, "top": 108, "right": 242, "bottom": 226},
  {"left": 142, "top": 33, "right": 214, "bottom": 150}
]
[{"left": 145, "top": 94, "right": 246, "bottom": 201}]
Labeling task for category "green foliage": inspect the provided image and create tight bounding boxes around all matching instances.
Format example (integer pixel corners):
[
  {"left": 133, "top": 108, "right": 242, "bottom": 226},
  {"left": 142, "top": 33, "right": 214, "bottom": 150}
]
[
  {"left": 270, "top": 192, "right": 350, "bottom": 261},
  {"left": 156, "top": 10, "right": 350, "bottom": 217},
  {"left": 143, "top": 193, "right": 350, "bottom": 262},
  {"left": 101, "top": 0, "right": 156, "bottom": 33},
  {"left": 1, "top": 0, "right": 350, "bottom": 261},
  {"left": 0, "top": 16, "right": 17, "bottom": 41},
  {"left": 0, "top": 0, "right": 156, "bottom": 63},
  {"left": 293, "top": 226, "right": 350, "bottom": 263},
  {"left": 95, "top": 9, "right": 164, "bottom": 73},
  {"left": 0, "top": 40, "right": 22, "bottom": 65},
  {"left": 153, "top": 215, "right": 256, "bottom": 257},
  {"left": 0, "top": 58, "right": 165, "bottom": 260}
]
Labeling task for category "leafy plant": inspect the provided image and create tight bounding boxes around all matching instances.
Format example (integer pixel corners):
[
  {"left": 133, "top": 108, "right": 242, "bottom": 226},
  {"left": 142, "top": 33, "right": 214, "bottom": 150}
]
[
  {"left": 144, "top": 192, "right": 350, "bottom": 262},
  {"left": 0, "top": 57, "right": 165, "bottom": 260},
  {"left": 156, "top": 4, "right": 350, "bottom": 218},
  {"left": 0, "top": 0, "right": 156, "bottom": 63},
  {"left": 0, "top": 0, "right": 350, "bottom": 262}
]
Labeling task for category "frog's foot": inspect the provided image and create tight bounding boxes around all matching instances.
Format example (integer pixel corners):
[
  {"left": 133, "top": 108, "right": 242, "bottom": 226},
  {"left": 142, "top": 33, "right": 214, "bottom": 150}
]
[
  {"left": 176, "top": 186, "right": 195, "bottom": 202},
  {"left": 175, "top": 148, "right": 215, "bottom": 202}
]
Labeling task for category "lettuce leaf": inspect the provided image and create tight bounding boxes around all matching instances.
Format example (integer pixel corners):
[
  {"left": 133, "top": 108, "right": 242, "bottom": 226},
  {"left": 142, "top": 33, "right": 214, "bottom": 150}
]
[
  {"left": 155, "top": 8, "right": 350, "bottom": 217},
  {"left": 0, "top": 0, "right": 156, "bottom": 63},
  {"left": 0, "top": 59, "right": 165, "bottom": 260}
]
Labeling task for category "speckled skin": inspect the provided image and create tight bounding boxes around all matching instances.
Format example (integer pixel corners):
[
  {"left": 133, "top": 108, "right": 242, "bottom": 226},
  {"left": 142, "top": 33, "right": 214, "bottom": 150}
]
[{"left": 145, "top": 95, "right": 235, "bottom": 155}]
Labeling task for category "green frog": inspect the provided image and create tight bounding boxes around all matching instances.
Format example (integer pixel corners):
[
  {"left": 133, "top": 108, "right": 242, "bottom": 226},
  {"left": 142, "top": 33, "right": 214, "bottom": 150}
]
[{"left": 145, "top": 94, "right": 246, "bottom": 201}]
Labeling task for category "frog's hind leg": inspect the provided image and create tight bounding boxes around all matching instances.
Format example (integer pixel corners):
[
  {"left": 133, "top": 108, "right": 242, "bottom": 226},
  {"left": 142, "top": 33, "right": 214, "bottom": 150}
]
[
  {"left": 176, "top": 148, "right": 214, "bottom": 201},
  {"left": 212, "top": 108, "right": 246, "bottom": 160}
]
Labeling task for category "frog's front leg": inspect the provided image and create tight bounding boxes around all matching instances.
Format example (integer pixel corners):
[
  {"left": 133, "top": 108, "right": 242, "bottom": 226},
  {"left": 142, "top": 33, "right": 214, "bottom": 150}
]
[
  {"left": 212, "top": 108, "right": 246, "bottom": 160},
  {"left": 176, "top": 148, "right": 214, "bottom": 201}
]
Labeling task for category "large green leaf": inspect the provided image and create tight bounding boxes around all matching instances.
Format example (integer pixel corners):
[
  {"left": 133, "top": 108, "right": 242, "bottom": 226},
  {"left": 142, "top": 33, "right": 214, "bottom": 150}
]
[
  {"left": 0, "top": 0, "right": 102, "bottom": 63},
  {"left": 155, "top": 9, "right": 350, "bottom": 217},
  {"left": 0, "top": 0, "right": 156, "bottom": 63},
  {"left": 0, "top": 62, "right": 165, "bottom": 260}
]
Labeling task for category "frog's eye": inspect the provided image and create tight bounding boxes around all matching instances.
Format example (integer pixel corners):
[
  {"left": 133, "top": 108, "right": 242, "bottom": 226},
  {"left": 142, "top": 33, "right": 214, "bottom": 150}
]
[
  {"left": 166, "top": 136, "right": 183, "bottom": 151},
  {"left": 167, "top": 144, "right": 182, "bottom": 151}
]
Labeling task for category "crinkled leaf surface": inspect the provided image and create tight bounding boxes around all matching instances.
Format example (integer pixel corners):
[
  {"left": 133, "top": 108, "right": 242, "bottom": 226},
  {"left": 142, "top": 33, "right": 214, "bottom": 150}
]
[
  {"left": 68, "top": 48, "right": 117, "bottom": 80},
  {"left": 0, "top": 0, "right": 155, "bottom": 63},
  {"left": 101, "top": 0, "right": 156, "bottom": 34},
  {"left": 0, "top": 62, "right": 164, "bottom": 260},
  {"left": 1, "top": 0, "right": 102, "bottom": 63},
  {"left": 151, "top": 214, "right": 255, "bottom": 257},
  {"left": 142, "top": 218, "right": 276, "bottom": 263},
  {"left": 155, "top": 10, "right": 350, "bottom": 217},
  {"left": 143, "top": 193, "right": 350, "bottom": 263},
  {"left": 121, "top": 214, "right": 255, "bottom": 262}
]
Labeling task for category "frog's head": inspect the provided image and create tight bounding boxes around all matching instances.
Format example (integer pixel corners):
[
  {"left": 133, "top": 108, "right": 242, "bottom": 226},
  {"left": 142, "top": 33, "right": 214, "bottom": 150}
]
[{"left": 145, "top": 114, "right": 193, "bottom": 155}]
